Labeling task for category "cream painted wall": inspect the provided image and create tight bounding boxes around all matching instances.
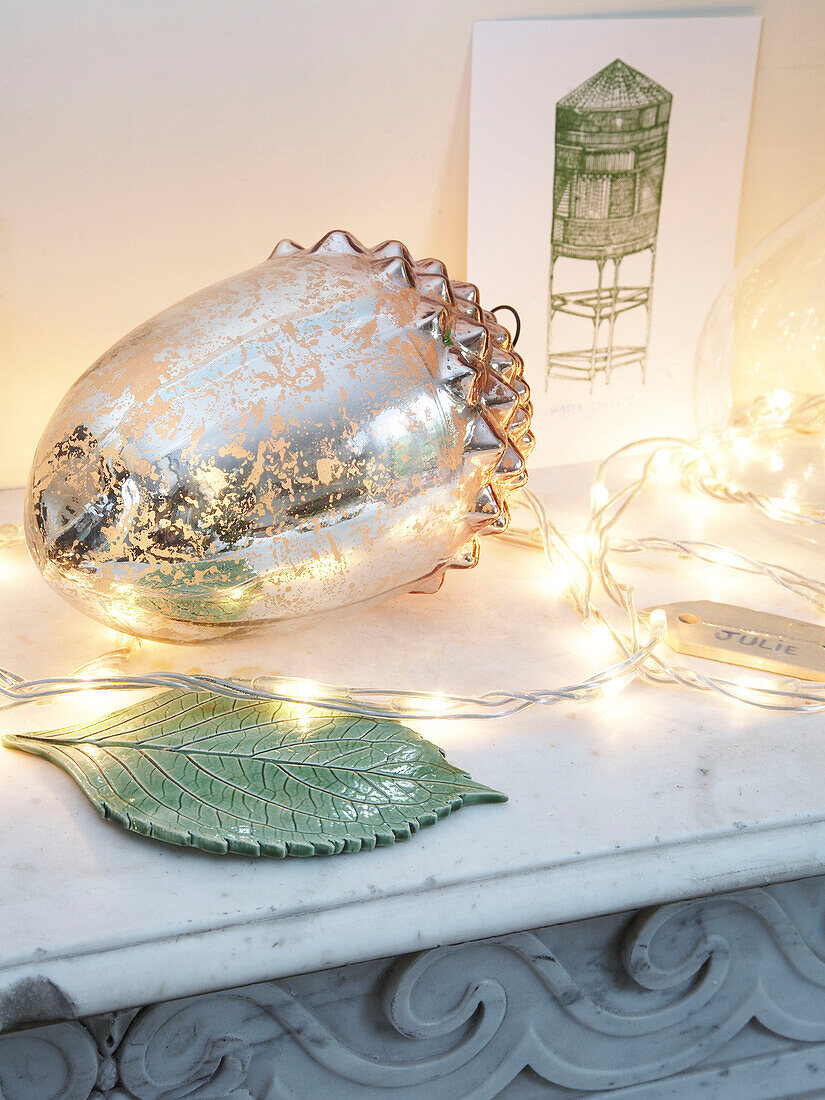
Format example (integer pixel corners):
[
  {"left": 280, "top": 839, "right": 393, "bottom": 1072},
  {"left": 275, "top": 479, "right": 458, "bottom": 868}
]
[{"left": 2, "top": 0, "right": 823, "bottom": 486}]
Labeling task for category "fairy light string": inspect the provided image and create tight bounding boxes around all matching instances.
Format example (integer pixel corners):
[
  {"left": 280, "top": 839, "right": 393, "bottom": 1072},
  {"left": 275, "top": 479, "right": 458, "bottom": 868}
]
[{"left": 2, "top": 405, "right": 825, "bottom": 717}]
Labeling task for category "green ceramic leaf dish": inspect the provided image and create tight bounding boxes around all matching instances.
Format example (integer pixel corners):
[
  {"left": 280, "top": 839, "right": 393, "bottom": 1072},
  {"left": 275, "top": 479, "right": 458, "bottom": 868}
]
[{"left": 2, "top": 689, "right": 506, "bottom": 857}]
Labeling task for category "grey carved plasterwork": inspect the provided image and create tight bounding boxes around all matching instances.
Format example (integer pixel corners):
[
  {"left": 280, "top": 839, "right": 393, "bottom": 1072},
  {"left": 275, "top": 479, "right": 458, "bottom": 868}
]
[{"left": 6, "top": 879, "right": 825, "bottom": 1098}]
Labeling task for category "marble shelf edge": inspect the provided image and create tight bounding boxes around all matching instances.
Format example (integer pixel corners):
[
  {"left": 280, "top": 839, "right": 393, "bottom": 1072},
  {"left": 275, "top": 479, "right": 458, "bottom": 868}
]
[{"left": 3, "top": 813, "right": 825, "bottom": 1029}]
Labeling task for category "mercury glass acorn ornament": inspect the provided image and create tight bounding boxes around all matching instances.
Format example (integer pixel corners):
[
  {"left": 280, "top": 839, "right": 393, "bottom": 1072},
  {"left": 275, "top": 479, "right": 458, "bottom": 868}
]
[{"left": 26, "top": 231, "right": 533, "bottom": 642}]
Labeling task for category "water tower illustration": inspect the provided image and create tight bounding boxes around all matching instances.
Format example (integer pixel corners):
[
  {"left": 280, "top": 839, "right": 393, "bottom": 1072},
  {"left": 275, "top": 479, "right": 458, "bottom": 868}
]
[{"left": 547, "top": 59, "right": 672, "bottom": 388}]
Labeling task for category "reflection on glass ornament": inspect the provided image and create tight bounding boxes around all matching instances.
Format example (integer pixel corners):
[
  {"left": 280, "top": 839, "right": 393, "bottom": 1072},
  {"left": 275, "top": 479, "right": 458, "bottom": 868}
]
[
  {"left": 26, "top": 231, "right": 533, "bottom": 643},
  {"left": 695, "top": 194, "right": 825, "bottom": 520}
]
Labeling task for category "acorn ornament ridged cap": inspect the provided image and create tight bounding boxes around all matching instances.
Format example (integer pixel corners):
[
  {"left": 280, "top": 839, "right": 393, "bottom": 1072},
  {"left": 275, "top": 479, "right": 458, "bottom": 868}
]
[{"left": 25, "top": 230, "right": 533, "bottom": 642}]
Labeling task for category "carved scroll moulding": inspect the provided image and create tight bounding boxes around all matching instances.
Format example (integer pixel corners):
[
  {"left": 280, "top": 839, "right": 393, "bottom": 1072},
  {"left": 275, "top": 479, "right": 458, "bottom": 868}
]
[
  {"left": 6, "top": 881, "right": 825, "bottom": 1097},
  {"left": 109, "top": 882, "right": 825, "bottom": 1097}
]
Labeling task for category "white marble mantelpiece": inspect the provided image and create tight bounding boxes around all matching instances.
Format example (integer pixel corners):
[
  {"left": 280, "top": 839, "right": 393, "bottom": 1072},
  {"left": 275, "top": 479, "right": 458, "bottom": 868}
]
[{"left": 3, "top": 462, "right": 825, "bottom": 1027}]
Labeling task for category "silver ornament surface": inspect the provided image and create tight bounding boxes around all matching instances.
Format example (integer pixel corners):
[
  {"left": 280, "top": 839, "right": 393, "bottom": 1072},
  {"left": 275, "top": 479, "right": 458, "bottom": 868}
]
[{"left": 26, "top": 231, "right": 533, "bottom": 642}]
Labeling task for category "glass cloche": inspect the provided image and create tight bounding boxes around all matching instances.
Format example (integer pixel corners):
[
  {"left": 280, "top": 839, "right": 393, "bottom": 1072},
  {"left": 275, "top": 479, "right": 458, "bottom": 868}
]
[{"left": 694, "top": 193, "right": 825, "bottom": 520}]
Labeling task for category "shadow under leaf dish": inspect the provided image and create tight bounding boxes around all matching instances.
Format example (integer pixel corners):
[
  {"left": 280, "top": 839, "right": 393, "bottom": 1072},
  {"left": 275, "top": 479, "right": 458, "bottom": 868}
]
[{"left": 3, "top": 690, "right": 506, "bottom": 857}]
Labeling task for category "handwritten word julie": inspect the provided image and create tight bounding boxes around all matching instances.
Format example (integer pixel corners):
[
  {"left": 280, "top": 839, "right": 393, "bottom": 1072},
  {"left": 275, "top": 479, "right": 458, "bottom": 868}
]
[{"left": 714, "top": 630, "right": 798, "bottom": 656}]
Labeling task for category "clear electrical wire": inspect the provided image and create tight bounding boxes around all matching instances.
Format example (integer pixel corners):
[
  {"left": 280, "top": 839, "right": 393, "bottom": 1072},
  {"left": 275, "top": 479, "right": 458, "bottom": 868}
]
[{"left": 3, "top": 425, "right": 825, "bottom": 718}]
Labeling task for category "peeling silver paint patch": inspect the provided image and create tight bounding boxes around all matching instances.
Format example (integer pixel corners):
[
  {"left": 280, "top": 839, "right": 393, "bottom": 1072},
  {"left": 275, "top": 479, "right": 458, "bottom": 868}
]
[{"left": 0, "top": 976, "right": 78, "bottom": 1033}]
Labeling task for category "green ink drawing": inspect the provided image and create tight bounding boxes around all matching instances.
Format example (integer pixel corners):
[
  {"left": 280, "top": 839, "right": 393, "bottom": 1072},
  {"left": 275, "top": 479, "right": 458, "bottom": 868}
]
[{"left": 547, "top": 59, "right": 672, "bottom": 389}]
